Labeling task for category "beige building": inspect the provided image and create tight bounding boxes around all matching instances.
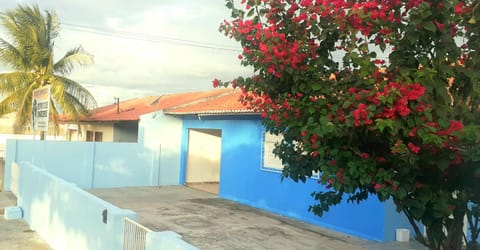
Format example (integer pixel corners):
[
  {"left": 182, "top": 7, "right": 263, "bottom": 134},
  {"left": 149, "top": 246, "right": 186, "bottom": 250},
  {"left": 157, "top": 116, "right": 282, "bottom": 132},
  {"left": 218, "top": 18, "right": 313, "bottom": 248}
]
[
  {"left": 63, "top": 96, "right": 160, "bottom": 143},
  {"left": 0, "top": 112, "right": 66, "bottom": 157}
]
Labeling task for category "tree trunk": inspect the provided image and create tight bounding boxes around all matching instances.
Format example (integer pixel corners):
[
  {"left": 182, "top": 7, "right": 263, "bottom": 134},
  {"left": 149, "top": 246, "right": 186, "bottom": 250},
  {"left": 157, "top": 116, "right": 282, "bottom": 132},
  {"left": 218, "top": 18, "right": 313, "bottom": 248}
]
[
  {"left": 40, "top": 131, "right": 45, "bottom": 141},
  {"left": 442, "top": 211, "right": 465, "bottom": 250}
]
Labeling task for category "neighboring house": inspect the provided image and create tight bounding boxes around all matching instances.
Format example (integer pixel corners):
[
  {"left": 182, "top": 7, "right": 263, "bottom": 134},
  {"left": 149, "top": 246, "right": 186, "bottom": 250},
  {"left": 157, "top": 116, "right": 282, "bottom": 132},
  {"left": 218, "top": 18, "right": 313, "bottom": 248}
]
[
  {"left": 66, "top": 96, "right": 160, "bottom": 142},
  {"left": 64, "top": 89, "right": 233, "bottom": 142},
  {"left": 0, "top": 112, "right": 65, "bottom": 157},
  {"left": 0, "top": 111, "right": 64, "bottom": 136},
  {"left": 0, "top": 112, "right": 19, "bottom": 134},
  {"left": 156, "top": 89, "right": 415, "bottom": 242}
]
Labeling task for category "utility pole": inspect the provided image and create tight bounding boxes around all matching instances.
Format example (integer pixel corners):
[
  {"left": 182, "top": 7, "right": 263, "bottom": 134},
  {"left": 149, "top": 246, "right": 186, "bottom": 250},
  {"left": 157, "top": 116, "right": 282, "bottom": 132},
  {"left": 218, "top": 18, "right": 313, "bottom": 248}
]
[{"left": 114, "top": 97, "right": 120, "bottom": 114}]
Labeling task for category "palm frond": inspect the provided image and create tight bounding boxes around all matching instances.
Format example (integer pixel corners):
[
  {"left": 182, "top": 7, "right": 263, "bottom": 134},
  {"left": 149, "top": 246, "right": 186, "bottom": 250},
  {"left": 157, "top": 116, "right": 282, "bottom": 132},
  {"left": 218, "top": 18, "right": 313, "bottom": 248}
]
[
  {"left": 0, "top": 11, "right": 36, "bottom": 71},
  {"left": 13, "top": 81, "right": 38, "bottom": 131},
  {"left": 55, "top": 92, "right": 89, "bottom": 121},
  {"left": 54, "top": 46, "right": 94, "bottom": 75},
  {"left": 44, "top": 10, "right": 59, "bottom": 48},
  {"left": 0, "top": 4, "right": 57, "bottom": 71},
  {"left": 0, "top": 93, "right": 22, "bottom": 115},
  {"left": 54, "top": 75, "right": 97, "bottom": 109},
  {"left": 0, "top": 37, "right": 24, "bottom": 70},
  {"left": 0, "top": 72, "right": 34, "bottom": 95},
  {"left": 50, "top": 76, "right": 96, "bottom": 120},
  {"left": 0, "top": 7, "right": 36, "bottom": 47}
]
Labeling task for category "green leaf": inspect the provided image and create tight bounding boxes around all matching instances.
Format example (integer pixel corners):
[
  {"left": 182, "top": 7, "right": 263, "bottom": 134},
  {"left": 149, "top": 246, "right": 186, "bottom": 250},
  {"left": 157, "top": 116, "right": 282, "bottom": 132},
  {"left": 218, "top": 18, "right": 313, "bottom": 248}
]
[
  {"left": 312, "top": 82, "right": 321, "bottom": 91},
  {"left": 380, "top": 42, "right": 386, "bottom": 52},
  {"left": 246, "top": 8, "right": 255, "bottom": 17},
  {"left": 423, "top": 22, "right": 436, "bottom": 32},
  {"left": 424, "top": 111, "right": 432, "bottom": 121},
  {"left": 307, "top": 106, "right": 315, "bottom": 114},
  {"left": 407, "top": 32, "right": 419, "bottom": 44},
  {"left": 437, "top": 160, "right": 449, "bottom": 171},
  {"left": 225, "top": 0, "right": 234, "bottom": 9},
  {"left": 375, "top": 119, "right": 389, "bottom": 132}
]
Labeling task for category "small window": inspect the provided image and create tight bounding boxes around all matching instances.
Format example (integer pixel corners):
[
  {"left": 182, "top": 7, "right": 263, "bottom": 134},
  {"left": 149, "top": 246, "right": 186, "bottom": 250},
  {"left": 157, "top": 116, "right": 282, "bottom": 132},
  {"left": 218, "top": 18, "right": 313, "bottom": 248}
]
[
  {"left": 86, "top": 130, "right": 103, "bottom": 142},
  {"left": 94, "top": 132, "right": 103, "bottom": 142},
  {"left": 86, "top": 131, "right": 94, "bottom": 141},
  {"left": 262, "top": 132, "right": 284, "bottom": 171}
]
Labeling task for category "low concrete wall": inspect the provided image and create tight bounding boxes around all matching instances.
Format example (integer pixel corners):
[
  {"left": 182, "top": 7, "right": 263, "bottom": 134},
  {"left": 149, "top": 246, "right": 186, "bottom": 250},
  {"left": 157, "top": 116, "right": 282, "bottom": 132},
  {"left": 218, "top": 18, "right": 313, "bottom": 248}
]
[
  {"left": 17, "top": 162, "right": 199, "bottom": 250},
  {"left": 3, "top": 113, "right": 184, "bottom": 191},
  {"left": 3, "top": 140, "right": 165, "bottom": 191},
  {"left": 17, "top": 162, "right": 135, "bottom": 250},
  {"left": 146, "top": 231, "right": 199, "bottom": 250},
  {"left": 0, "top": 134, "right": 65, "bottom": 158}
]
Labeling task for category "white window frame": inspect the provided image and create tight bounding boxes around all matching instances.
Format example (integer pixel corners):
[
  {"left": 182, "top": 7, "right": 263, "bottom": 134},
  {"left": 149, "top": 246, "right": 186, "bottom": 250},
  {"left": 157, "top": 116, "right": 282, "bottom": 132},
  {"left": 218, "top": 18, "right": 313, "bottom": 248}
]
[
  {"left": 261, "top": 132, "right": 284, "bottom": 172},
  {"left": 261, "top": 131, "right": 320, "bottom": 179}
]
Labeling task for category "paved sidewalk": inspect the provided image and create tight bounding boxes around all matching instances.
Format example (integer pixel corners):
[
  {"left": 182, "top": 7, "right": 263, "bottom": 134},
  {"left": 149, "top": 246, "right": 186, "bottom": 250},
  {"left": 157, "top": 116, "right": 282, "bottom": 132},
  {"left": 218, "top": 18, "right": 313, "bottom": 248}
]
[
  {"left": 0, "top": 192, "right": 51, "bottom": 250},
  {"left": 0, "top": 191, "right": 15, "bottom": 214},
  {"left": 90, "top": 186, "right": 427, "bottom": 250},
  {"left": 0, "top": 217, "right": 51, "bottom": 250},
  {"left": 0, "top": 187, "right": 426, "bottom": 250}
]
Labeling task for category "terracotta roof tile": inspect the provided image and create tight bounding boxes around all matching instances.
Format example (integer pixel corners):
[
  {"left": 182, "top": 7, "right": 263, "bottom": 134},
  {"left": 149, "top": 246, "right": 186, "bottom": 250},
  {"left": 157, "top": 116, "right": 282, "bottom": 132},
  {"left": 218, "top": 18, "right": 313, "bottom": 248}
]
[
  {"left": 164, "top": 90, "right": 256, "bottom": 115},
  {"left": 80, "top": 96, "right": 159, "bottom": 122},
  {"left": 80, "top": 88, "right": 233, "bottom": 122}
]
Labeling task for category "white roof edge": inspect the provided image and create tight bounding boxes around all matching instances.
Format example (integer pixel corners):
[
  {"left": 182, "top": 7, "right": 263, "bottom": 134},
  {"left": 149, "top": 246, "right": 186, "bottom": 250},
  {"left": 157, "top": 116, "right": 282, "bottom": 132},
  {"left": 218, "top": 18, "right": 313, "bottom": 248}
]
[{"left": 164, "top": 110, "right": 258, "bottom": 116}]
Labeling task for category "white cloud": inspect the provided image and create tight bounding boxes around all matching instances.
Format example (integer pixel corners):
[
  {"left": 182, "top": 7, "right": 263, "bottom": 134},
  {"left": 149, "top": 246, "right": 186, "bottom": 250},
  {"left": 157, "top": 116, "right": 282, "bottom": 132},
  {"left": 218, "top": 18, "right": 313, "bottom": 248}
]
[{"left": 0, "top": 1, "right": 251, "bottom": 106}]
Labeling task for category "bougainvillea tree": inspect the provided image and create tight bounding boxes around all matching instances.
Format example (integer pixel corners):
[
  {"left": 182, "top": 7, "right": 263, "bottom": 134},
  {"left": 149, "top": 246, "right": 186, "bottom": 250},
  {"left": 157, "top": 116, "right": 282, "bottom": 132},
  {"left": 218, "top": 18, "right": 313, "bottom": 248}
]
[{"left": 216, "top": 0, "right": 480, "bottom": 249}]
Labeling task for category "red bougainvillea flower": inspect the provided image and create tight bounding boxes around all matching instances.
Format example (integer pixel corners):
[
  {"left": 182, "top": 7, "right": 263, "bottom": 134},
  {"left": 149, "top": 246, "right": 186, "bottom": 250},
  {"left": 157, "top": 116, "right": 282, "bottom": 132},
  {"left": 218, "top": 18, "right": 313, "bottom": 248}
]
[
  {"left": 407, "top": 142, "right": 420, "bottom": 154},
  {"left": 374, "top": 183, "right": 384, "bottom": 190},
  {"left": 360, "top": 152, "right": 370, "bottom": 159},
  {"left": 212, "top": 78, "right": 220, "bottom": 88},
  {"left": 434, "top": 19, "right": 444, "bottom": 30},
  {"left": 437, "top": 120, "right": 464, "bottom": 136},
  {"left": 454, "top": 2, "right": 464, "bottom": 14}
]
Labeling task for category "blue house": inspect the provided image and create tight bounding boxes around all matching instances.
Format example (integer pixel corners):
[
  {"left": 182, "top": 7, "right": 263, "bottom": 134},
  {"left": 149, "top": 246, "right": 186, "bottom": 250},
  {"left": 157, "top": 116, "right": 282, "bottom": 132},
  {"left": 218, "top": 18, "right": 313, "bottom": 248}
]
[
  {"left": 152, "top": 89, "right": 415, "bottom": 242},
  {"left": 4, "top": 88, "right": 416, "bottom": 245}
]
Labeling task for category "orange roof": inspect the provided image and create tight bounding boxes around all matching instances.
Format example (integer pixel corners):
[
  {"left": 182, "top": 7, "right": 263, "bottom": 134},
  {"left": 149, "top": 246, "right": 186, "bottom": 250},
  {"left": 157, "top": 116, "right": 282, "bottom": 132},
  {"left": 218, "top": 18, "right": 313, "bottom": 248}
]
[
  {"left": 81, "top": 88, "right": 233, "bottom": 122},
  {"left": 81, "top": 96, "right": 159, "bottom": 122},
  {"left": 164, "top": 89, "right": 256, "bottom": 115}
]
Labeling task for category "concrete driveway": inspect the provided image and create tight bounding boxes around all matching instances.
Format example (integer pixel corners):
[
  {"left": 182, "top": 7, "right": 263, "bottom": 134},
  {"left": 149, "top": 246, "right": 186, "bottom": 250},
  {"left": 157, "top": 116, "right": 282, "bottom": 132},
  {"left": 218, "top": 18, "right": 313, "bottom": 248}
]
[
  {"left": 0, "top": 192, "right": 51, "bottom": 250},
  {"left": 89, "top": 186, "right": 426, "bottom": 250}
]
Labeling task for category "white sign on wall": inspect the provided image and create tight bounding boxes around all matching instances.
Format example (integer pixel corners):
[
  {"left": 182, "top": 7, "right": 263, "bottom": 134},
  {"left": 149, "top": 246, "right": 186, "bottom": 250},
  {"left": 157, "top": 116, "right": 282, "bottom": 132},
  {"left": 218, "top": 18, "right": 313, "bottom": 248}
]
[{"left": 32, "top": 85, "right": 50, "bottom": 132}]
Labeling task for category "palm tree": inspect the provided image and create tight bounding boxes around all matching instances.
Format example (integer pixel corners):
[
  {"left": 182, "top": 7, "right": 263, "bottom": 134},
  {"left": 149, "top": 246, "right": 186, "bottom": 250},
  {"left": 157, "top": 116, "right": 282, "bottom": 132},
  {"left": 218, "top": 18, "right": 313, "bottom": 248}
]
[{"left": 0, "top": 4, "right": 97, "bottom": 134}]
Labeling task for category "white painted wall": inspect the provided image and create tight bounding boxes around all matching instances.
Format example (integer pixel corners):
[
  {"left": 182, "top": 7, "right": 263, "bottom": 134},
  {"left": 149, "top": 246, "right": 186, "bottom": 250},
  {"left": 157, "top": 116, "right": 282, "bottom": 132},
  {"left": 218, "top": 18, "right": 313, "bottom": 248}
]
[{"left": 139, "top": 112, "right": 183, "bottom": 185}]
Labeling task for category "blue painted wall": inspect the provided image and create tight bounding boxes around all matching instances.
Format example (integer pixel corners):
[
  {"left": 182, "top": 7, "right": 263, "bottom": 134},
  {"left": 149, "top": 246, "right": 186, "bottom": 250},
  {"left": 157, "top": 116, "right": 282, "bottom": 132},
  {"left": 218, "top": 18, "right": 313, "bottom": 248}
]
[
  {"left": 17, "top": 162, "right": 136, "bottom": 250},
  {"left": 3, "top": 112, "right": 183, "bottom": 191},
  {"left": 4, "top": 112, "right": 184, "bottom": 191},
  {"left": 4, "top": 140, "right": 158, "bottom": 189},
  {"left": 6, "top": 140, "right": 95, "bottom": 188},
  {"left": 383, "top": 198, "right": 420, "bottom": 241},
  {"left": 180, "top": 115, "right": 414, "bottom": 241}
]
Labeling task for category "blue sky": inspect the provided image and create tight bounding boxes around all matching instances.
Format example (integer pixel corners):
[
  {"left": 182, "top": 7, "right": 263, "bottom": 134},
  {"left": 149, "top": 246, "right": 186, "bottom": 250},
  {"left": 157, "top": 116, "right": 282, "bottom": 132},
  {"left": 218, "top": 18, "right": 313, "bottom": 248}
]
[{"left": 0, "top": 0, "right": 249, "bottom": 106}]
